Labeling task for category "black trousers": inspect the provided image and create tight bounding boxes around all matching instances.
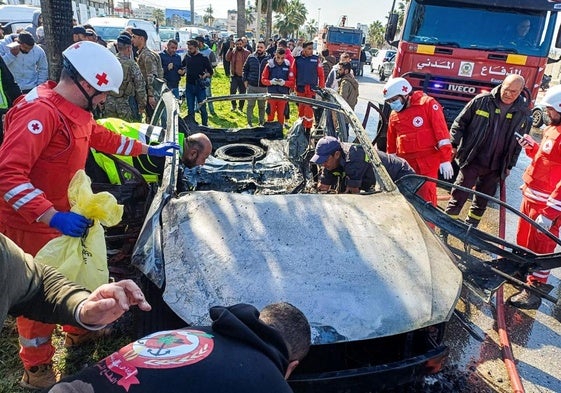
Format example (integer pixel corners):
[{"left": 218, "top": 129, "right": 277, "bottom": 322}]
[
  {"left": 230, "top": 76, "right": 246, "bottom": 109},
  {"left": 445, "top": 163, "right": 501, "bottom": 224}
]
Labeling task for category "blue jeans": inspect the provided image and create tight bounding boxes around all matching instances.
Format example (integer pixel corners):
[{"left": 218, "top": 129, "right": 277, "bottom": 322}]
[{"left": 186, "top": 83, "right": 208, "bottom": 126}]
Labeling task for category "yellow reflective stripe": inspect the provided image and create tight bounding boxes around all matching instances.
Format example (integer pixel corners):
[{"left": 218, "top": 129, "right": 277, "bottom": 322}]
[{"left": 475, "top": 109, "right": 489, "bottom": 118}]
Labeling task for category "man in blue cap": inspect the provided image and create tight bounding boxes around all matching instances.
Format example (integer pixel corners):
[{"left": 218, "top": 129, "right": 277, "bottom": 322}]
[
  {"left": 311, "top": 136, "right": 414, "bottom": 193},
  {"left": 72, "top": 25, "right": 87, "bottom": 42}
]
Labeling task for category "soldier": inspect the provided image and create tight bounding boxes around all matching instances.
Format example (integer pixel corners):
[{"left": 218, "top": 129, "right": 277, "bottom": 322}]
[
  {"left": 104, "top": 34, "right": 146, "bottom": 122},
  {"left": 131, "top": 28, "right": 163, "bottom": 121}
]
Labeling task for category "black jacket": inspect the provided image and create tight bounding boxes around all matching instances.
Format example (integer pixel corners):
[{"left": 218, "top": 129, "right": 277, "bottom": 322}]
[
  {"left": 44, "top": 304, "right": 293, "bottom": 393},
  {"left": 243, "top": 52, "right": 271, "bottom": 87},
  {"left": 450, "top": 84, "right": 531, "bottom": 177},
  {"left": 181, "top": 52, "right": 213, "bottom": 86}
]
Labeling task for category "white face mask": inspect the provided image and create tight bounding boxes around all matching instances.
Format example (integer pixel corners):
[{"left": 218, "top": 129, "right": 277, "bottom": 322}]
[{"left": 389, "top": 98, "right": 405, "bottom": 112}]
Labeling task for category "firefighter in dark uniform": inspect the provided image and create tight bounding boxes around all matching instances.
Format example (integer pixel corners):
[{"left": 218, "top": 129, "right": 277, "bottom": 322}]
[{"left": 311, "top": 136, "right": 414, "bottom": 194}]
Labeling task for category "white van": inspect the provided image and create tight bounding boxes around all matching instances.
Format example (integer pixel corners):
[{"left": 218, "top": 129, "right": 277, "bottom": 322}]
[
  {"left": 87, "top": 17, "right": 160, "bottom": 52},
  {"left": 0, "top": 5, "right": 39, "bottom": 24},
  {"left": 0, "top": 5, "right": 41, "bottom": 35}
]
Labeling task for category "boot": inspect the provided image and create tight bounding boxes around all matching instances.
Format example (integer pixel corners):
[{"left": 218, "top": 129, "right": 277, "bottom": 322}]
[
  {"left": 64, "top": 328, "right": 111, "bottom": 348},
  {"left": 508, "top": 282, "right": 554, "bottom": 310},
  {"left": 20, "top": 363, "right": 56, "bottom": 389}
]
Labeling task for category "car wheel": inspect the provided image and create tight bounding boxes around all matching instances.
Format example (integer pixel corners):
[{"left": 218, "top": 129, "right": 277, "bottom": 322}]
[
  {"left": 532, "top": 108, "right": 544, "bottom": 128},
  {"left": 215, "top": 143, "right": 266, "bottom": 162},
  {"left": 379, "top": 69, "right": 386, "bottom": 81}
]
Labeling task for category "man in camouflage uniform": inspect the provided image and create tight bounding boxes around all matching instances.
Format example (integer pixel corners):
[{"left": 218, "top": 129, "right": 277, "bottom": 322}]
[
  {"left": 104, "top": 34, "right": 146, "bottom": 121},
  {"left": 131, "top": 28, "right": 163, "bottom": 121}
]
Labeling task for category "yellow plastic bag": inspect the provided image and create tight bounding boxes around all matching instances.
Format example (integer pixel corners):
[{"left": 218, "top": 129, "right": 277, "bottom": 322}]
[{"left": 35, "top": 170, "right": 124, "bottom": 291}]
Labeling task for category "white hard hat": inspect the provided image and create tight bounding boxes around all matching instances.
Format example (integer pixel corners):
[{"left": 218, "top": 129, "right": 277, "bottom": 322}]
[
  {"left": 383, "top": 77, "right": 412, "bottom": 101},
  {"left": 62, "top": 41, "right": 123, "bottom": 94},
  {"left": 540, "top": 84, "right": 561, "bottom": 111}
]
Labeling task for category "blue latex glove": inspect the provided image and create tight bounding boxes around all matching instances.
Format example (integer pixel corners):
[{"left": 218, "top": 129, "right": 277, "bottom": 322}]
[
  {"left": 49, "top": 212, "right": 91, "bottom": 237},
  {"left": 148, "top": 142, "right": 180, "bottom": 157}
]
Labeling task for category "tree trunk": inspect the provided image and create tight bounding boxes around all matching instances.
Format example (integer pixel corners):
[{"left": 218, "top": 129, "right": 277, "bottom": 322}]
[
  {"left": 236, "top": 0, "right": 246, "bottom": 38},
  {"left": 266, "top": 0, "right": 273, "bottom": 39},
  {"left": 190, "top": 0, "right": 194, "bottom": 24},
  {"left": 41, "top": 0, "right": 73, "bottom": 81}
]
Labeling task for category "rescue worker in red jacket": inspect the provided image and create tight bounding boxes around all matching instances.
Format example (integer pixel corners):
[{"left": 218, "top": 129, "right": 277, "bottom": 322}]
[
  {"left": 0, "top": 41, "right": 178, "bottom": 390},
  {"left": 383, "top": 77, "right": 454, "bottom": 206},
  {"left": 290, "top": 41, "right": 325, "bottom": 131},
  {"left": 509, "top": 85, "right": 561, "bottom": 309},
  {"left": 261, "top": 48, "right": 295, "bottom": 127}
]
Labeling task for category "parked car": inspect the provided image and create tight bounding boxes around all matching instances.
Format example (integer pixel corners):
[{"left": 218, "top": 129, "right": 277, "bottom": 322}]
[
  {"left": 0, "top": 4, "right": 40, "bottom": 36},
  {"left": 370, "top": 49, "right": 397, "bottom": 76},
  {"left": 87, "top": 88, "right": 561, "bottom": 392},
  {"left": 379, "top": 53, "right": 396, "bottom": 81}
]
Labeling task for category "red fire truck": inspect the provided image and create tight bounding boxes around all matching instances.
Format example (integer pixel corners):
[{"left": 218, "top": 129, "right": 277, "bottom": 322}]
[
  {"left": 320, "top": 16, "right": 365, "bottom": 75},
  {"left": 377, "top": 0, "right": 561, "bottom": 148}
]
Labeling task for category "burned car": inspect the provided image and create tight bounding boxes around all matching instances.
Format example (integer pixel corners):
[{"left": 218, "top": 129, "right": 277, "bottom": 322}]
[
  {"left": 92, "top": 89, "right": 561, "bottom": 391},
  {"left": 106, "top": 89, "right": 460, "bottom": 391}
]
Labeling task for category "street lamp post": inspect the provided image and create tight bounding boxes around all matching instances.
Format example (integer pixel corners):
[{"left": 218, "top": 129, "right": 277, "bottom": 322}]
[{"left": 317, "top": 8, "right": 321, "bottom": 34}]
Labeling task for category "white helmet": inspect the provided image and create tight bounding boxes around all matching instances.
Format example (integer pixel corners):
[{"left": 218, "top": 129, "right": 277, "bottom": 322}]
[
  {"left": 540, "top": 84, "right": 561, "bottom": 111},
  {"left": 383, "top": 77, "right": 412, "bottom": 101},
  {"left": 62, "top": 41, "right": 123, "bottom": 94}
]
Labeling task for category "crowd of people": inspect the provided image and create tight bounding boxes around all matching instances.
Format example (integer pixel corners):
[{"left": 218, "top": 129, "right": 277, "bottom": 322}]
[{"left": 0, "top": 13, "right": 559, "bottom": 393}]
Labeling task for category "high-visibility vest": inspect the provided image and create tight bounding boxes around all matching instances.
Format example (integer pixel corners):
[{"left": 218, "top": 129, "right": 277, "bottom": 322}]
[
  {"left": 0, "top": 70, "right": 9, "bottom": 109},
  {"left": 93, "top": 118, "right": 165, "bottom": 184}
]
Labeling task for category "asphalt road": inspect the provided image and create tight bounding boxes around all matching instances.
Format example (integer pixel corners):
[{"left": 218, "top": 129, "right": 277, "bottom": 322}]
[{"left": 353, "top": 68, "right": 561, "bottom": 393}]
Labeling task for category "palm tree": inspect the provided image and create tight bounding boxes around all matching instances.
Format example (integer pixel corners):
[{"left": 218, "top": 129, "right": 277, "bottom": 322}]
[
  {"left": 246, "top": 2, "right": 256, "bottom": 26},
  {"left": 236, "top": 0, "right": 247, "bottom": 37},
  {"left": 305, "top": 19, "right": 318, "bottom": 40},
  {"left": 274, "top": 0, "right": 306, "bottom": 38},
  {"left": 203, "top": 5, "right": 214, "bottom": 27},
  {"left": 41, "top": 0, "right": 73, "bottom": 80},
  {"left": 368, "top": 20, "right": 385, "bottom": 48},
  {"left": 153, "top": 9, "right": 165, "bottom": 27},
  {"left": 261, "top": 0, "right": 288, "bottom": 39}
]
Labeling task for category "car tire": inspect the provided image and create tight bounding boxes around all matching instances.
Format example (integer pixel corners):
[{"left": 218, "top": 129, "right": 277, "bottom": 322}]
[
  {"left": 532, "top": 108, "right": 544, "bottom": 128},
  {"left": 215, "top": 143, "right": 266, "bottom": 162},
  {"left": 380, "top": 69, "right": 386, "bottom": 81}
]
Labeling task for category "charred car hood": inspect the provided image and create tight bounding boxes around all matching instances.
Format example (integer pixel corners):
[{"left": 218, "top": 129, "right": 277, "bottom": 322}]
[{"left": 161, "top": 190, "right": 462, "bottom": 344}]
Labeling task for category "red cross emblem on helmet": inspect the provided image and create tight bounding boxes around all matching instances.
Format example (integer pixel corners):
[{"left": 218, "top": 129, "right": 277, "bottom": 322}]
[
  {"left": 402, "top": 85, "right": 409, "bottom": 93},
  {"left": 383, "top": 88, "right": 387, "bottom": 95},
  {"left": 95, "top": 72, "right": 109, "bottom": 87}
]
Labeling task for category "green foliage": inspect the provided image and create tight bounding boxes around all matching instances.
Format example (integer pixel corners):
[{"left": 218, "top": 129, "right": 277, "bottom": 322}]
[
  {"left": 152, "top": 9, "right": 165, "bottom": 26},
  {"left": 275, "top": 0, "right": 307, "bottom": 37},
  {"left": 368, "top": 21, "right": 385, "bottom": 48}
]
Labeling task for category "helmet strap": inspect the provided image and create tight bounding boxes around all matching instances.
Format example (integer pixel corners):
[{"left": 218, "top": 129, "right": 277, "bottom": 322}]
[{"left": 63, "top": 57, "right": 101, "bottom": 112}]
